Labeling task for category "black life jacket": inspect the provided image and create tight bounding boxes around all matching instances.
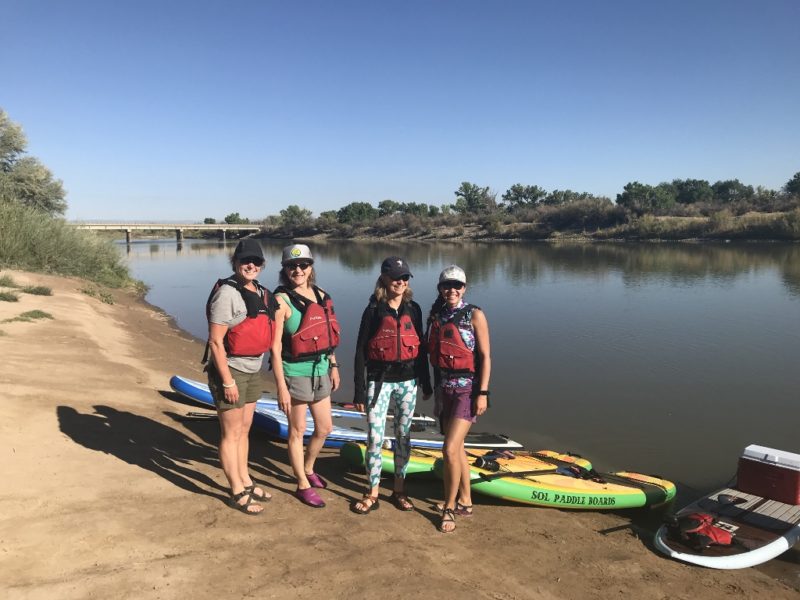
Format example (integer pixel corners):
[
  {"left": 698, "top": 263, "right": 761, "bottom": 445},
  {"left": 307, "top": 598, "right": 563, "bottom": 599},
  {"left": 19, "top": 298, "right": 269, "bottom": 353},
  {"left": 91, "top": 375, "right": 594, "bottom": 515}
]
[
  {"left": 427, "top": 304, "right": 478, "bottom": 374},
  {"left": 203, "top": 277, "right": 277, "bottom": 362},
  {"left": 664, "top": 512, "right": 734, "bottom": 551},
  {"left": 275, "top": 285, "right": 340, "bottom": 362},
  {"left": 366, "top": 300, "right": 420, "bottom": 364}
]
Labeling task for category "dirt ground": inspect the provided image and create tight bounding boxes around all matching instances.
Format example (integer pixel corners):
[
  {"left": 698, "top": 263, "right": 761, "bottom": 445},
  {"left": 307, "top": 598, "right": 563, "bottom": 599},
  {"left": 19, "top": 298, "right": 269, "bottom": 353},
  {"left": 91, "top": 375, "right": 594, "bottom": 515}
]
[{"left": 1, "top": 270, "right": 798, "bottom": 599}]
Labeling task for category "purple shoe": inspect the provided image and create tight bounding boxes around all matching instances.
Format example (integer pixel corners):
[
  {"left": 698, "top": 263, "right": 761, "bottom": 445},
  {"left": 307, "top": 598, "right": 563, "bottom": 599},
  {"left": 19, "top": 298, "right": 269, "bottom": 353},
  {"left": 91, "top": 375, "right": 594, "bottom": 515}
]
[
  {"left": 306, "top": 472, "right": 328, "bottom": 489},
  {"left": 295, "top": 486, "right": 326, "bottom": 508}
]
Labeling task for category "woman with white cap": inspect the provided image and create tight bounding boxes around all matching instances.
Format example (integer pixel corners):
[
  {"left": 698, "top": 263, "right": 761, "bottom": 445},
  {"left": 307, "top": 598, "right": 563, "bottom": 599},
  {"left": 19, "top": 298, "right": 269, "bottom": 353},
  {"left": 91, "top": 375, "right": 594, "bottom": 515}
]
[
  {"left": 427, "top": 265, "right": 491, "bottom": 533},
  {"left": 271, "top": 243, "right": 340, "bottom": 508},
  {"left": 205, "top": 238, "right": 277, "bottom": 515},
  {"left": 351, "top": 257, "right": 432, "bottom": 514}
]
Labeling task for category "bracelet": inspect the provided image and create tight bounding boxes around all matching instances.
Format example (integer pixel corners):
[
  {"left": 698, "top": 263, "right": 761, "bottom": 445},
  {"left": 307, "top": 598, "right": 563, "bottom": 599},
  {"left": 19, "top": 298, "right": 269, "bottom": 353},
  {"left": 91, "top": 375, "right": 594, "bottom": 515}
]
[
  {"left": 222, "top": 381, "right": 237, "bottom": 389},
  {"left": 329, "top": 363, "right": 339, "bottom": 368},
  {"left": 477, "top": 390, "right": 490, "bottom": 396}
]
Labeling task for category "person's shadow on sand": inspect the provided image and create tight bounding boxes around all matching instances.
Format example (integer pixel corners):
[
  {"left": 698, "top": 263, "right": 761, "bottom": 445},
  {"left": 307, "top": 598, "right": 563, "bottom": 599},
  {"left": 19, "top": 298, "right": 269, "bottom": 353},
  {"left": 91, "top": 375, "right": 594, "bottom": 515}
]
[{"left": 57, "top": 404, "right": 229, "bottom": 501}]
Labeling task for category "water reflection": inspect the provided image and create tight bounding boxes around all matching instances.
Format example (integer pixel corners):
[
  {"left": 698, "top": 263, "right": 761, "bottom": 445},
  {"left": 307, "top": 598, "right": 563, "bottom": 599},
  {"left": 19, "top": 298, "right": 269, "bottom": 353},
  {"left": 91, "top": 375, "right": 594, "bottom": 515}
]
[{"left": 124, "top": 239, "right": 800, "bottom": 491}]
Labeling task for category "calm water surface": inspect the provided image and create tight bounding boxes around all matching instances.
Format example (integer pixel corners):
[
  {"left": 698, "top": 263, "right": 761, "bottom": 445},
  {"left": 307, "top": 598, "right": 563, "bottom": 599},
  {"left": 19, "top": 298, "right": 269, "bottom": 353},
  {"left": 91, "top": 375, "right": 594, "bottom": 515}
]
[{"left": 123, "top": 239, "right": 800, "bottom": 492}]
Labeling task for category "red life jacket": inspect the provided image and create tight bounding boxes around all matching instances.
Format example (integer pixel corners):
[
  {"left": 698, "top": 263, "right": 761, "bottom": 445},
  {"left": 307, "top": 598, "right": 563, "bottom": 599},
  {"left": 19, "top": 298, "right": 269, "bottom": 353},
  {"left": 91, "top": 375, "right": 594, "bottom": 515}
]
[
  {"left": 366, "top": 302, "right": 420, "bottom": 364},
  {"left": 275, "top": 285, "right": 340, "bottom": 361},
  {"left": 203, "top": 277, "right": 276, "bottom": 361},
  {"left": 427, "top": 304, "right": 477, "bottom": 374},
  {"left": 667, "top": 512, "right": 734, "bottom": 551}
]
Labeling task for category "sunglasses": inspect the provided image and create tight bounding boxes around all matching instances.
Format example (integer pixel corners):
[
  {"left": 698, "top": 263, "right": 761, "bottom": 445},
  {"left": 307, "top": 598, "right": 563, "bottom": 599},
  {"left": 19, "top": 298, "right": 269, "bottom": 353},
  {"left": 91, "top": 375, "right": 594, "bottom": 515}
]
[
  {"left": 286, "top": 262, "right": 312, "bottom": 271},
  {"left": 440, "top": 281, "right": 465, "bottom": 290},
  {"left": 391, "top": 275, "right": 411, "bottom": 282},
  {"left": 239, "top": 256, "right": 264, "bottom": 267}
]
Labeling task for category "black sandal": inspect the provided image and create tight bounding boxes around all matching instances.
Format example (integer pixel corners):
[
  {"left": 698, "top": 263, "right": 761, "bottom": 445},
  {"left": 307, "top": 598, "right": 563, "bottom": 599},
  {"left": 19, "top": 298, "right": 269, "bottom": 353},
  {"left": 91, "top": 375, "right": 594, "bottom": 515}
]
[
  {"left": 229, "top": 490, "right": 263, "bottom": 516},
  {"left": 438, "top": 507, "right": 456, "bottom": 533},
  {"left": 245, "top": 484, "right": 272, "bottom": 502},
  {"left": 390, "top": 492, "right": 415, "bottom": 511}
]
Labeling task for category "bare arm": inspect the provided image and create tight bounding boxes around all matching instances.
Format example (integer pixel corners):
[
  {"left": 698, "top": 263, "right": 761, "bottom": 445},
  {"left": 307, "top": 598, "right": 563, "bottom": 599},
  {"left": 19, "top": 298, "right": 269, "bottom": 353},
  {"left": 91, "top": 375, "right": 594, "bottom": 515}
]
[
  {"left": 271, "top": 295, "right": 292, "bottom": 413},
  {"left": 471, "top": 308, "right": 491, "bottom": 415}
]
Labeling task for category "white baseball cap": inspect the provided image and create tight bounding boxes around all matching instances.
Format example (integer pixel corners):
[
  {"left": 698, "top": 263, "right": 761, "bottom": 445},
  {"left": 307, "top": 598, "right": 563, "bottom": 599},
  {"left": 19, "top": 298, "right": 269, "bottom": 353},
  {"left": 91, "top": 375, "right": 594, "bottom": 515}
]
[{"left": 438, "top": 265, "right": 466, "bottom": 285}]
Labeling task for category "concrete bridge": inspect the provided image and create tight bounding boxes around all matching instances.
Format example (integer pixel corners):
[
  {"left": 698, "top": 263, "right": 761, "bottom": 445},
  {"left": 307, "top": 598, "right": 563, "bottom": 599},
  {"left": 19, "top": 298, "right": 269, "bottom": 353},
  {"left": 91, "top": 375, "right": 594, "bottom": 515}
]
[{"left": 74, "top": 223, "right": 260, "bottom": 243}]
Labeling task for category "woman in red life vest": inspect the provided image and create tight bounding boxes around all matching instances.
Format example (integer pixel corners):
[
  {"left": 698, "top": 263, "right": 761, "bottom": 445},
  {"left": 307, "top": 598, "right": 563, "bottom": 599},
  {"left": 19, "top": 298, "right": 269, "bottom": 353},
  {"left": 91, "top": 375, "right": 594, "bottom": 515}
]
[
  {"left": 271, "top": 244, "right": 339, "bottom": 508},
  {"left": 427, "top": 265, "right": 491, "bottom": 533},
  {"left": 351, "top": 257, "right": 432, "bottom": 514},
  {"left": 206, "top": 238, "right": 276, "bottom": 515}
]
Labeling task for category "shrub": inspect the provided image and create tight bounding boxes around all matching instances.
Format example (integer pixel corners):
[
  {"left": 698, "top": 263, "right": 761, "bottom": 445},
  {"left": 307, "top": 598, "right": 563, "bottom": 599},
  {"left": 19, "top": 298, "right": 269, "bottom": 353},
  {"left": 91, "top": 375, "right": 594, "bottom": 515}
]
[
  {"left": 0, "top": 274, "right": 18, "bottom": 287},
  {"left": 0, "top": 201, "right": 131, "bottom": 286},
  {"left": 22, "top": 285, "right": 52, "bottom": 296},
  {"left": 0, "top": 291, "right": 19, "bottom": 302}
]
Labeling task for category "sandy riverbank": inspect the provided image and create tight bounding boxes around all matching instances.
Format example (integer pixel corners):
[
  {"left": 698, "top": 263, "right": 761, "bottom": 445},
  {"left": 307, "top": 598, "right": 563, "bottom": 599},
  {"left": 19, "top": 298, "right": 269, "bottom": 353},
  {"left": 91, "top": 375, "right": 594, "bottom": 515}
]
[{"left": 0, "top": 270, "right": 797, "bottom": 599}]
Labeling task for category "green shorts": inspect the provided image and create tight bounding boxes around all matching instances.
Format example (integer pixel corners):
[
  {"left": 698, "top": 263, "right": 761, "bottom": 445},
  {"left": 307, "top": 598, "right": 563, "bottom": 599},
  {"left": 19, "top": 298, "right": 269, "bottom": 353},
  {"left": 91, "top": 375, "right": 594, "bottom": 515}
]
[
  {"left": 208, "top": 365, "right": 263, "bottom": 411},
  {"left": 284, "top": 374, "right": 332, "bottom": 403}
]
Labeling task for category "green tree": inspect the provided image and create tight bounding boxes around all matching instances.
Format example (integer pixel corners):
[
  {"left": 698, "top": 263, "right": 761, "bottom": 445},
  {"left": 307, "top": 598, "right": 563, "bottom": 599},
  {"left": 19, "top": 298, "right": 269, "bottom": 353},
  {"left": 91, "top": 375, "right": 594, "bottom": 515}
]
[
  {"left": 316, "top": 210, "right": 339, "bottom": 230},
  {"left": 400, "top": 202, "right": 429, "bottom": 217},
  {"left": 0, "top": 109, "right": 67, "bottom": 216},
  {"left": 673, "top": 178, "right": 713, "bottom": 204},
  {"left": 712, "top": 179, "right": 754, "bottom": 204},
  {"left": 784, "top": 172, "right": 800, "bottom": 196},
  {"left": 427, "top": 205, "right": 440, "bottom": 217},
  {"left": 453, "top": 182, "right": 496, "bottom": 214},
  {"left": 616, "top": 182, "right": 675, "bottom": 214},
  {"left": 502, "top": 184, "right": 547, "bottom": 209},
  {"left": 542, "top": 189, "right": 589, "bottom": 206},
  {"left": 203, "top": 217, "right": 216, "bottom": 224},
  {"left": 224, "top": 212, "right": 249, "bottom": 224},
  {"left": 378, "top": 199, "right": 401, "bottom": 216},
  {"left": 337, "top": 201, "right": 377, "bottom": 224},
  {"left": 279, "top": 204, "right": 313, "bottom": 229}
]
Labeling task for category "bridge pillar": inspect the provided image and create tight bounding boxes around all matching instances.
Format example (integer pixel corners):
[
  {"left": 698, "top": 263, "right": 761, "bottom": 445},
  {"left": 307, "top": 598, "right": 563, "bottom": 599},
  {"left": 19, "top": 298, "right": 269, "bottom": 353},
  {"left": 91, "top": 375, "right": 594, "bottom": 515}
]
[
  {"left": 175, "top": 229, "right": 183, "bottom": 243},
  {"left": 219, "top": 229, "right": 226, "bottom": 242},
  {"left": 125, "top": 229, "right": 132, "bottom": 244}
]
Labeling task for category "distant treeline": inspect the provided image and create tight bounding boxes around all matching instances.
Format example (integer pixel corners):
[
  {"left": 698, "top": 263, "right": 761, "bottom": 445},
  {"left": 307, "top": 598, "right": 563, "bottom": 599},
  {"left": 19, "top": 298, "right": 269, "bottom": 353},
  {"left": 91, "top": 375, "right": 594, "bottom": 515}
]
[{"left": 210, "top": 175, "right": 800, "bottom": 241}]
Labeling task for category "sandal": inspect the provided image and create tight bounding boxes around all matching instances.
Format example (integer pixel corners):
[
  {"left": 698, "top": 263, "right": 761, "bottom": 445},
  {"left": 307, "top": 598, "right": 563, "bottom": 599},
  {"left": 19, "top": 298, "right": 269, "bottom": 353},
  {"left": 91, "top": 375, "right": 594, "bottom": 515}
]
[
  {"left": 244, "top": 484, "right": 272, "bottom": 502},
  {"left": 228, "top": 490, "right": 263, "bottom": 516},
  {"left": 352, "top": 494, "right": 380, "bottom": 515},
  {"left": 434, "top": 501, "right": 473, "bottom": 517},
  {"left": 438, "top": 507, "right": 456, "bottom": 533},
  {"left": 390, "top": 492, "right": 415, "bottom": 511}
]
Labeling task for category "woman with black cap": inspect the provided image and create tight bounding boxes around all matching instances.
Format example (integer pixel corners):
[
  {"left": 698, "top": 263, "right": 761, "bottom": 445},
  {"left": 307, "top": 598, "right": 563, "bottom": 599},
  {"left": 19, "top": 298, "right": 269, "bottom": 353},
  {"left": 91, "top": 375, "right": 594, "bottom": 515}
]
[
  {"left": 351, "top": 257, "right": 432, "bottom": 514},
  {"left": 271, "top": 243, "right": 340, "bottom": 508},
  {"left": 205, "top": 238, "right": 277, "bottom": 515},
  {"left": 427, "top": 265, "right": 491, "bottom": 533}
]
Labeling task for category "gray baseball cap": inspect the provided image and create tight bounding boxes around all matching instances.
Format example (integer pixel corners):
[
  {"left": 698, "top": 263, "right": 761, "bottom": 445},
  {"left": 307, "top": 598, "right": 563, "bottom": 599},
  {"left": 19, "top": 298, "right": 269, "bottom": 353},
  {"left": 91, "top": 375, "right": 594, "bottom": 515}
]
[
  {"left": 281, "top": 243, "right": 314, "bottom": 265},
  {"left": 438, "top": 265, "right": 466, "bottom": 285}
]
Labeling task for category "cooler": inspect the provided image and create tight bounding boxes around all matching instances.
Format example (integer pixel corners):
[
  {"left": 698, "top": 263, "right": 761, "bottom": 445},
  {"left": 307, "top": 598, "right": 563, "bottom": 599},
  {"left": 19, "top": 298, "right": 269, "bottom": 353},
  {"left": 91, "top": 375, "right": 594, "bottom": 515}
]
[{"left": 736, "top": 444, "right": 800, "bottom": 505}]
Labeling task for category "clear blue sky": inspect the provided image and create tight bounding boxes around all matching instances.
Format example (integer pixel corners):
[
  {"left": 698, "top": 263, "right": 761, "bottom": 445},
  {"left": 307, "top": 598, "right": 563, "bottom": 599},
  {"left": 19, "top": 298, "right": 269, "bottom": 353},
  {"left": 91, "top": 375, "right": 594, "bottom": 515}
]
[{"left": 4, "top": 0, "right": 799, "bottom": 221}]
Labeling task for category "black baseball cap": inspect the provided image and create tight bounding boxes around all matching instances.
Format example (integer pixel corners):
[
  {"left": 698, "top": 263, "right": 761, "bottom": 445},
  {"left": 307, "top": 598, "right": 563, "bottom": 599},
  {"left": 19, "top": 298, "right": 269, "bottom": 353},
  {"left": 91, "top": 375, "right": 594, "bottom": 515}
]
[
  {"left": 232, "top": 238, "right": 264, "bottom": 261},
  {"left": 380, "top": 256, "right": 412, "bottom": 279}
]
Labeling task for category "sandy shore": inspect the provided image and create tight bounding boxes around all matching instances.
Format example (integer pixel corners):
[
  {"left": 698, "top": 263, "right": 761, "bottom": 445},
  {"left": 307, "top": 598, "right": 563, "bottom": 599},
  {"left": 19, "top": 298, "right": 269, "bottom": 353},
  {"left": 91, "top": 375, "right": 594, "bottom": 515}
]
[{"left": 1, "top": 270, "right": 797, "bottom": 599}]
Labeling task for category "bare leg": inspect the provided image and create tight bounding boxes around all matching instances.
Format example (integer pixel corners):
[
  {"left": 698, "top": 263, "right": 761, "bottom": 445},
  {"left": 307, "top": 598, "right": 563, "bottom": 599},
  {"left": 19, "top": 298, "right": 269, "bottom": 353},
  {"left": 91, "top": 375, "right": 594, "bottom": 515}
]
[
  {"left": 218, "top": 405, "right": 262, "bottom": 514},
  {"left": 287, "top": 400, "right": 311, "bottom": 488},
  {"left": 441, "top": 418, "right": 473, "bottom": 531},
  {"left": 306, "top": 396, "right": 333, "bottom": 476},
  {"left": 239, "top": 402, "right": 270, "bottom": 499}
]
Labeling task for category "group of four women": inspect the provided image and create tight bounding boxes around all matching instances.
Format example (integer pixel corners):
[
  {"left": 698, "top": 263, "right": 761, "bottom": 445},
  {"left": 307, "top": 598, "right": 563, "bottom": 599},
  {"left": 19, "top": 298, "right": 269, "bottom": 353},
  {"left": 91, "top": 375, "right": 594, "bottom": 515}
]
[{"left": 205, "top": 239, "right": 491, "bottom": 533}]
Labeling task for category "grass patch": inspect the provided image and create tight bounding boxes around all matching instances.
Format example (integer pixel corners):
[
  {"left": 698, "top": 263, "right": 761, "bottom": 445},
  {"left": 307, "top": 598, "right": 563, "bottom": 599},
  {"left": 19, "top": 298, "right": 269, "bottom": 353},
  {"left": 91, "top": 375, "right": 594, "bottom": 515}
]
[
  {"left": 81, "top": 286, "right": 115, "bottom": 305},
  {"left": 0, "top": 291, "right": 20, "bottom": 302},
  {"left": 21, "top": 285, "right": 52, "bottom": 296},
  {"left": 0, "top": 201, "right": 133, "bottom": 287},
  {"left": 2, "top": 309, "right": 54, "bottom": 323},
  {"left": 0, "top": 274, "right": 19, "bottom": 287}
]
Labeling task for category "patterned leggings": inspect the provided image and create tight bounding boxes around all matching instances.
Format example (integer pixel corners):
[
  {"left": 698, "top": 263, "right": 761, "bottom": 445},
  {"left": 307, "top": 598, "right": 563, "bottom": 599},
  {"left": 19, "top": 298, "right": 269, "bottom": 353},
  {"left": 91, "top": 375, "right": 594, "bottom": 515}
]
[{"left": 365, "top": 379, "right": 418, "bottom": 488}]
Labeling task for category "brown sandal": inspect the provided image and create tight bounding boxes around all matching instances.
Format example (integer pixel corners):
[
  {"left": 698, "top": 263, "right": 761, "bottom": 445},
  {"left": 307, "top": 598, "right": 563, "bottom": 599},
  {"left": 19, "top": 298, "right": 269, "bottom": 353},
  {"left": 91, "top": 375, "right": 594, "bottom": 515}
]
[
  {"left": 390, "top": 492, "right": 415, "bottom": 511},
  {"left": 352, "top": 494, "right": 380, "bottom": 515},
  {"left": 438, "top": 507, "right": 456, "bottom": 533}
]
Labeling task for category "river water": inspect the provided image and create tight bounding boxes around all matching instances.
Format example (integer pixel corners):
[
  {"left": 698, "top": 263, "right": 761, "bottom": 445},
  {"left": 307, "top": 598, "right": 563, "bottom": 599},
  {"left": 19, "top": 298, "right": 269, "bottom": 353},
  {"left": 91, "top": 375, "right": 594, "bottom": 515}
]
[{"left": 123, "top": 239, "right": 800, "bottom": 493}]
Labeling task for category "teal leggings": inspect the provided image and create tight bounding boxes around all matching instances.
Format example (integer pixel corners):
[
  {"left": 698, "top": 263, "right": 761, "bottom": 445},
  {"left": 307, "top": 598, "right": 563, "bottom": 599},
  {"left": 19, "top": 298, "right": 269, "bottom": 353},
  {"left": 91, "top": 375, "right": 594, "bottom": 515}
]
[{"left": 365, "top": 379, "right": 418, "bottom": 488}]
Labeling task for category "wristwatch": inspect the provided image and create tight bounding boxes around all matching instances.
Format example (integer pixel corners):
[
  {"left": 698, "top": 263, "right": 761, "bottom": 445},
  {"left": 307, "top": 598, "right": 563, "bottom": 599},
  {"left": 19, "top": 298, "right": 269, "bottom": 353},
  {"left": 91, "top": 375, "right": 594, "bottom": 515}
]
[{"left": 477, "top": 390, "right": 490, "bottom": 396}]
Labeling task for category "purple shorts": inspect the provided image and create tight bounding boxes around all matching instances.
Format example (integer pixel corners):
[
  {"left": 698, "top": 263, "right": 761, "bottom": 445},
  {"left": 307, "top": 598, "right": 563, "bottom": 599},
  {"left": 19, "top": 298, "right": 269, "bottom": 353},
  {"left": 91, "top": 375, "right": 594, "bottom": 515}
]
[{"left": 435, "top": 383, "right": 476, "bottom": 431}]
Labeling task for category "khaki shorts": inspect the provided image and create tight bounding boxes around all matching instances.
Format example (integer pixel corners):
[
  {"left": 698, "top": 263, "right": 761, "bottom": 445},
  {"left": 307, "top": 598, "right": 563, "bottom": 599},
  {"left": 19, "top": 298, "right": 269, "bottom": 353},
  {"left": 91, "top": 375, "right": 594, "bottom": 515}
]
[
  {"left": 284, "top": 374, "right": 332, "bottom": 403},
  {"left": 208, "top": 365, "right": 262, "bottom": 411}
]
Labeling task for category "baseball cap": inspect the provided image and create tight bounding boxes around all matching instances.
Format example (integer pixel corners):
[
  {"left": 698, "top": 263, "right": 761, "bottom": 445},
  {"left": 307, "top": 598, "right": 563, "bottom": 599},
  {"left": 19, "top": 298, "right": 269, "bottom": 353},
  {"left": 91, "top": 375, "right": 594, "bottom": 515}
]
[
  {"left": 438, "top": 265, "right": 466, "bottom": 285},
  {"left": 381, "top": 256, "right": 413, "bottom": 279},
  {"left": 232, "top": 238, "right": 264, "bottom": 261},
  {"left": 281, "top": 243, "right": 314, "bottom": 265}
]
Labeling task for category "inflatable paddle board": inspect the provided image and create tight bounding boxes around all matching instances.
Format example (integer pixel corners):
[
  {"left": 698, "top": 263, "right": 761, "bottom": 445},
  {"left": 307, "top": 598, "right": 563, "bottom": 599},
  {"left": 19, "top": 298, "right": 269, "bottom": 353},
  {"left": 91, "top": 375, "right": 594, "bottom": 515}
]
[
  {"left": 169, "top": 375, "right": 434, "bottom": 422},
  {"left": 341, "top": 444, "right": 591, "bottom": 478},
  {"left": 171, "top": 376, "right": 521, "bottom": 450},
  {"left": 432, "top": 453, "right": 675, "bottom": 509}
]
